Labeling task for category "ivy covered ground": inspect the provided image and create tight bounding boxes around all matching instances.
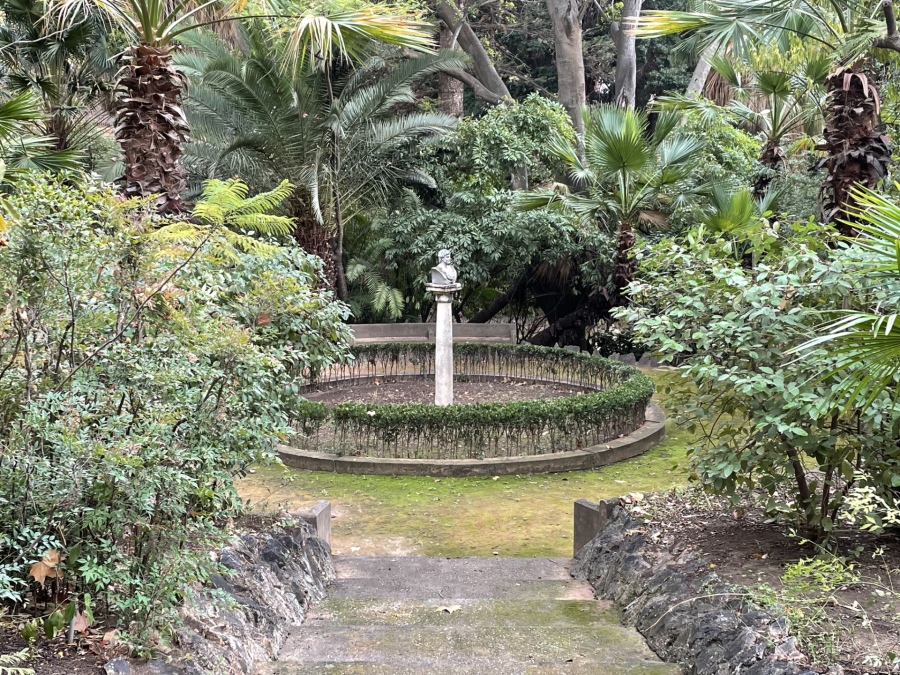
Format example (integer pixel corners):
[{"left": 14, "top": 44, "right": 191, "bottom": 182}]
[{"left": 237, "top": 372, "right": 693, "bottom": 557}]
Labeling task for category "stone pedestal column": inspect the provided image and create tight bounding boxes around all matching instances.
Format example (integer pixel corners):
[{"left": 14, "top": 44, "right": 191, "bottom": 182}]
[{"left": 427, "top": 282, "right": 462, "bottom": 406}]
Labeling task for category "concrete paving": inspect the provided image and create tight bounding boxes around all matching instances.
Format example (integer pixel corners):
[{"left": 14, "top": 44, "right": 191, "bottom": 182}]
[{"left": 257, "top": 556, "right": 679, "bottom": 675}]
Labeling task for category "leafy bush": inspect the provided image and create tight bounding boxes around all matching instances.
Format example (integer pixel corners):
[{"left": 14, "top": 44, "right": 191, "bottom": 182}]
[
  {"left": 443, "top": 93, "right": 575, "bottom": 193},
  {"left": 0, "top": 174, "right": 350, "bottom": 641},
  {"left": 615, "top": 232, "right": 900, "bottom": 540},
  {"left": 293, "top": 343, "right": 654, "bottom": 458}
]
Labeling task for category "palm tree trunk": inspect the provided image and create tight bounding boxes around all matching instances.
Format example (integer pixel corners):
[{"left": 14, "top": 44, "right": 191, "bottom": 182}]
[
  {"left": 325, "top": 62, "right": 349, "bottom": 302},
  {"left": 818, "top": 68, "right": 891, "bottom": 237},
  {"left": 613, "top": 219, "right": 636, "bottom": 299},
  {"left": 332, "top": 171, "right": 349, "bottom": 302},
  {"left": 115, "top": 44, "right": 189, "bottom": 214},
  {"left": 753, "top": 139, "right": 784, "bottom": 199}
]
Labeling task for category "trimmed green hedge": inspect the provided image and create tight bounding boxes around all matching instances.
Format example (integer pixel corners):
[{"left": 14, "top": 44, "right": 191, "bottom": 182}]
[{"left": 292, "top": 343, "right": 654, "bottom": 459}]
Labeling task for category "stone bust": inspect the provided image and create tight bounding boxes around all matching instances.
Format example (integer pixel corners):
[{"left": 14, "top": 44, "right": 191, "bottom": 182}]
[{"left": 430, "top": 249, "right": 458, "bottom": 285}]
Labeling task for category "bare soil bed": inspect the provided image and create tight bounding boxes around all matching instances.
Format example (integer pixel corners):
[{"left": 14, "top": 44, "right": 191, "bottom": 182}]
[
  {"left": 627, "top": 489, "right": 900, "bottom": 672},
  {"left": 308, "top": 378, "right": 588, "bottom": 405},
  {"left": 0, "top": 622, "right": 109, "bottom": 674}
]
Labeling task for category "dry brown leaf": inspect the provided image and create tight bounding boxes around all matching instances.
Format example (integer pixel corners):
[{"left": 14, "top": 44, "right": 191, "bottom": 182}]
[
  {"left": 103, "top": 630, "right": 118, "bottom": 646},
  {"left": 73, "top": 612, "right": 90, "bottom": 633},
  {"left": 28, "top": 550, "right": 64, "bottom": 586}
]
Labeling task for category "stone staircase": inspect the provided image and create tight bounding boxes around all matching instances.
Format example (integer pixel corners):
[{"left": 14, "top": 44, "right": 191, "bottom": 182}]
[{"left": 258, "top": 556, "right": 678, "bottom": 675}]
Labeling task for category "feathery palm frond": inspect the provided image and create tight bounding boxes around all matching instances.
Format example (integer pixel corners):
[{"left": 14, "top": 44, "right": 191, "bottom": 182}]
[
  {"left": 790, "top": 185, "right": 900, "bottom": 410},
  {"left": 155, "top": 178, "right": 294, "bottom": 262}
]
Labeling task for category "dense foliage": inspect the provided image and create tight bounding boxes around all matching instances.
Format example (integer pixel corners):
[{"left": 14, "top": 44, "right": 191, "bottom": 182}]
[
  {"left": 616, "top": 229, "right": 900, "bottom": 540},
  {"left": 0, "top": 175, "right": 350, "bottom": 639}
]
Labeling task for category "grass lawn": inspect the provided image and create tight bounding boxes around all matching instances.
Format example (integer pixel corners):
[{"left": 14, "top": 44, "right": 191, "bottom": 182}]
[{"left": 237, "top": 369, "right": 695, "bottom": 558}]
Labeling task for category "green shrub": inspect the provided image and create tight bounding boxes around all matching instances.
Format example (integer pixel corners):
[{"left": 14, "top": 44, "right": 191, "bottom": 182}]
[
  {"left": 0, "top": 174, "right": 350, "bottom": 642},
  {"left": 616, "top": 232, "right": 900, "bottom": 541}
]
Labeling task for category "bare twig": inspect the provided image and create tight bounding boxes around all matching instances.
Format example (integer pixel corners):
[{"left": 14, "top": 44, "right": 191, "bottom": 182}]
[{"left": 54, "top": 229, "right": 215, "bottom": 391}]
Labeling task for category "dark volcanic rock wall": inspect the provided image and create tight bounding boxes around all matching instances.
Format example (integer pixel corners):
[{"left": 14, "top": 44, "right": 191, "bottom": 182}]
[
  {"left": 572, "top": 506, "right": 815, "bottom": 675},
  {"left": 107, "top": 522, "right": 334, "bottom": 675}
]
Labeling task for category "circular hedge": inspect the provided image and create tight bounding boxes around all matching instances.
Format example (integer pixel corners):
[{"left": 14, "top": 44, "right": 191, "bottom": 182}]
[{"left": 291, "top": 343, "right": 655, "bottom": 460}]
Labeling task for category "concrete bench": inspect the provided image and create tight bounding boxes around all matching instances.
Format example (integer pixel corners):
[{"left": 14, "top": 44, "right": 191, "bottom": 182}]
[{"left": 349, "top": 323, "right": 516, "bottom": 345}]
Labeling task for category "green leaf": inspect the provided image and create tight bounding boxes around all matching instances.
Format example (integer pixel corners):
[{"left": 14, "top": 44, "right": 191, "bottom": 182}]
[
  {"left": 44, "top": 610, "right": 64, "bottom": 639},
  {"left": 20, "top": 620, "right": 38, "bottom": 645}
]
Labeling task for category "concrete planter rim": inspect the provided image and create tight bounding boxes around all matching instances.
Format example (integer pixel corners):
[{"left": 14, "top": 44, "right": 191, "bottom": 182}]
[{"left": 278, "top": 401, "right": 666, "bottom": 476}]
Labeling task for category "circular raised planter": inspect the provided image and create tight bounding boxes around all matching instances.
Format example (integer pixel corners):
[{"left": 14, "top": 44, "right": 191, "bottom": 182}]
[
  {"left": 281, "top": 343, "right": 666, "bottom": 476},
  {"left": 277, "top": 401, "right": 665, "bottom": 476}
]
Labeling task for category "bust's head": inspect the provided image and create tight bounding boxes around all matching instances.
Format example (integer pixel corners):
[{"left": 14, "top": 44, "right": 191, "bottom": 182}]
[{"left": 437, "top": 249, "right": 452, "bottom": 265}]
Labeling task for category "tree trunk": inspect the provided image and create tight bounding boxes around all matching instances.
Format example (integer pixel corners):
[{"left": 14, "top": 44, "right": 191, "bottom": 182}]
[
  {"left": 527, "top": 293, "right": 610, "bottom": 348},
  {"left": 544, "top": 0, "right": 586, "bottom": 135},
  {"left": 115, "top": 44, "right": 189, "bottom": 214},
  {"left": 435, "top": 1, "right": 511, "bottom": 101},
  {"left": 439, "top": 26, "right": 465, "bottom": 116},
  {"left": 613, "top": 219, "right": 636, "bottom": 299},
  {"left": 686, "top": 44, "right": 716, "bottom": 96},
  {"left": 469, "top": 270, "right": 530, "bottom": 323},
  {"left": 753, "top": 139, "right": 785, "bottom": 199},
  {"left": 290, "top": 208, "right": 336, "bottom": 290},
  {"left": 326, "top": 62, "right": 348, "bottom": 301},
  {"left": 817, "top": 68, "right": 891, "bottom": 237},
  {"left": 610, "top": 0, "right": 642, "bottom": 110}
]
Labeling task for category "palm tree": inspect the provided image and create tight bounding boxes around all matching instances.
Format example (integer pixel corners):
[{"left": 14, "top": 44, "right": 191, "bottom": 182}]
[
  {"left": 655, "top": 49, "right": 829, "bottom": 197},
  {"left": 632, "top": 0, "right": 897, "bottom": 231},
  {"left": 0, "top": 91, "right": 81, "bottom": 188},
  {"left": 792, "top": 186, "right": 900, "bottom": 410},
  {"left": 47, "top": 0, "right": 436, "bottom": 214},
  {"left": 517, "top": 104, "right": 704, "bottom": 299},
  {"left": 177, "top": 25, "right": 463, "bottom": 298},
  {"left": 0, "top": 0, "right": 115, "bottom": 162}
]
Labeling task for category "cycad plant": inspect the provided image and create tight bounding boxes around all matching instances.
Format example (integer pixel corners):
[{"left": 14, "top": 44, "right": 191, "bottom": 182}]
[
  {"left": 178, "top": 25, "right": 463, "bottom": 298},
  {"left": 48, "top": 0, "right": 435, "bottom": 214},
  {"left": 517, "top": 104, "right": 704, "bottom": 298}
]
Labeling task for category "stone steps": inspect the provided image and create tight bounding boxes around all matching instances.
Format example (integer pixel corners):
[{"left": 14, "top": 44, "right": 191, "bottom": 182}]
[{"left": 258, "top": 556, "right": 678, "bottom": 675}]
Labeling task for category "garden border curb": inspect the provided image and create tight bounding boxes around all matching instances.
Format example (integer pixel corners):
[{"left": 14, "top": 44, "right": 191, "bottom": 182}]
[{"left": 277, "top": 401, "right": 665, "bottom": 476}]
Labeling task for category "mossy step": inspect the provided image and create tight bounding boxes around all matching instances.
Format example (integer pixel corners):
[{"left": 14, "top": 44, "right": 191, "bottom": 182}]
[
  {"left": 335, "top": 556, "right": 573, "bottom": 582},
  {"left": 275, "top": 623, "right": 666, "bottom": 666},
  {"left": 257, "top": 557, "right": 679, "bottom": 675},
  {"left": 305, "top": 598, "right": 619, "bottom": 628},
  {"left": 260, "top": 661, "right": 679, "bottom": 674},
  {"left": 328, "top": 577, "right": 590, "bottom": 601}
]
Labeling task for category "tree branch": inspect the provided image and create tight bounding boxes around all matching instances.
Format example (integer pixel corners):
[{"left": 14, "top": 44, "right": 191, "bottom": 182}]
[
  {"left": 875, "top": 0, "right": 900, "bottom": 52},
  {"left": 442, "top": 68, "right": 505, "bottom": 104},
  {"left": 54, "top": 228, "right": 215, "bottom": 391}
]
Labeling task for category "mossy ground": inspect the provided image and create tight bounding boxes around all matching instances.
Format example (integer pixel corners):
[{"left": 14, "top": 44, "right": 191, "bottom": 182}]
[{"left": 238, "top": 369, "right": 695, "bottom": 557}]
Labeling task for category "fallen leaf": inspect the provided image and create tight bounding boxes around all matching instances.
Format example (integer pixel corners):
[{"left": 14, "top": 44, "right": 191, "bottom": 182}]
[{"left": 73, "top": 612, "right": 90, "bottom": 633}]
